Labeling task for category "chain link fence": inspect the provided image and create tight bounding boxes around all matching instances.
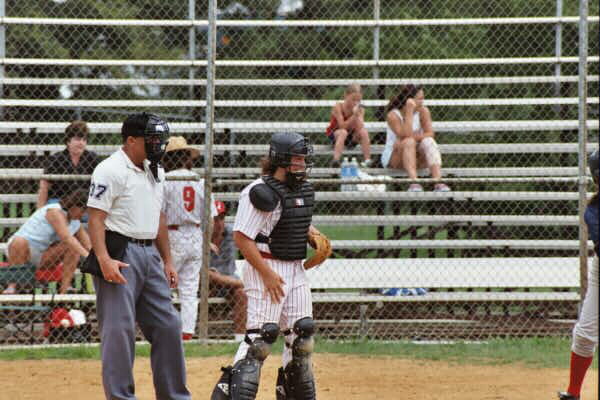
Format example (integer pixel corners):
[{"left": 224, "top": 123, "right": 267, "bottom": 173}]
[{"left": 0, "top": 0, "right": 598, "bottom": 346}]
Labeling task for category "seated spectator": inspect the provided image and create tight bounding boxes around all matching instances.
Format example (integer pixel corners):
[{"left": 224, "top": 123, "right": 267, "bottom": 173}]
[
  {"left": 382, "top": 84, "right": 450, "bottom": 192},
  {"left": 3, "top": 189, "right": 91, "bottom": 294},
  {"left": 210, "top": 200, "right": 247, "bottom": 342},
  {"left": 326, "top": 84, "right": 373, "bottom": 168},
  {"left": 37, "top": 120, "right": 99, "bottom": 209}
]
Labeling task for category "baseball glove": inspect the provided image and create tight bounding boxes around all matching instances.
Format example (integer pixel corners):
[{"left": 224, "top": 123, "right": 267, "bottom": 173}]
[{"left": 304, "top": 230, "right": 332, "bottom": 269}]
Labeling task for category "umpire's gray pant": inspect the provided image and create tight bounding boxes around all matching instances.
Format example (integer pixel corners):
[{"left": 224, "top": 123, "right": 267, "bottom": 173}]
[{"left": 94, "top": 242, "right": 191, "bottom": 400}]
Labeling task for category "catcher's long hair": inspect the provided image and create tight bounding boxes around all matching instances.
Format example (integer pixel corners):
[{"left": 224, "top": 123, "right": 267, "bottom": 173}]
[
  {"left": 260, "top": 156, "right": 277, "bottom": 175},
  {"left": 385, "top": 84, "right": 423, "bottom": 116}
]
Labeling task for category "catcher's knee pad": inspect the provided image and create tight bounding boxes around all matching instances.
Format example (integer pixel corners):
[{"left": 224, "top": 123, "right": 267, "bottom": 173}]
[
  {"left": 282, "top": 317, "right": 316, "bottom": 400},
  {"left": 228, "top": 323, "right": 280, "bottom": 400},
  {"left": 419, "top": 137, "right": 441, "bottom": 166},
  {"left": 572, "top": 325, "right": 597, "bottom": 358}
]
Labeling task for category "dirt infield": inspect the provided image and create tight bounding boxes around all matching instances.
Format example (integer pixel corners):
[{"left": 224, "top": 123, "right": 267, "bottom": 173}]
[{"left": 1, "top": 354, "right": 597, "bottom": 399}]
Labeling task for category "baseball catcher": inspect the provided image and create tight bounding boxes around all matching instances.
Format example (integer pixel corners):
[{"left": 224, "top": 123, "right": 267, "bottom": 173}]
[{"left": 210, "top": 132, "right": 331, "bottom": 400}]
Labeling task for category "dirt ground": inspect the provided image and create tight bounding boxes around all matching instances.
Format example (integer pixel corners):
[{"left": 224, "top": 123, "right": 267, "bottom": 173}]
[{"left": 0, "top": 354, "right": 597, "bottom": 400}]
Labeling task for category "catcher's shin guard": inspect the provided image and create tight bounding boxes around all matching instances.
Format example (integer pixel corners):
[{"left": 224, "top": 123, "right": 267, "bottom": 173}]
[
  {"left": 223, "top": 323, "right": 280, "bottom": 400},
  {"left": 275, "top": 367, "right": 287, "bottom": 400},
  {"left": 211, "top": 366, "right": 233, "bottom": 400},
  {"left": 282, "top": 317, "right": 316, "bottom": 400}
]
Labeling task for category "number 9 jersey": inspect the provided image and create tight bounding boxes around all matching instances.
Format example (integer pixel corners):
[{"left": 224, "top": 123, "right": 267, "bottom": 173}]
[{"left": 162, "top": 168, "right": 218, "bottom": 227}]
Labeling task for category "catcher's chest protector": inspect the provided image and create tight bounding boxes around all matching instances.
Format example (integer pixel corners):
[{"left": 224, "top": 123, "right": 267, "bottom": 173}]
[{"left": 261, "top": 176, "right": 314, "bottom": 260}]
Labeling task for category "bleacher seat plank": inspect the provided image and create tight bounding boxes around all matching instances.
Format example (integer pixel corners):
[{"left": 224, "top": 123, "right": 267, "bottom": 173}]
[
  {"left": 0, "top": 166, "right": 584, "bottom": 179},
  {"left": 0, "top": 291, "right": 579, "bottom": 305},
  {"left": 311, "top": 215, "right": 578, "bottom": 226},
  {"left": 330, "top": 239, "right": 588, "bottom": 250},
  {"left": 0, "top": 119, "right": 598, "bottom": 133},
  {"left": 0, "top": 237, "right": 589, "bottom": 255},
  {"left": 0, "top": 214, "right": 579, "bottom": 229},
  {"left": 311, "top": 291, "right": 580, "bottom": 303},
  {"left": 0, "top": 293, "right": 226, "bottom": 304},
  {"left": 0, "top": 142, "right": 596, "bottom": 156},
  {"left": 0, "top": 192, "right": 584, "bottom": 206},
  {"left": 302, "top": 257, "right": 584, "bottom": 289}
]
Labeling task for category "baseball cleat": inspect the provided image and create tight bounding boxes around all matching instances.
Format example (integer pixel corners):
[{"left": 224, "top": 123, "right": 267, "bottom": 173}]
[{"left": 557, "top": 391, "right": 579, "bottom": 400}]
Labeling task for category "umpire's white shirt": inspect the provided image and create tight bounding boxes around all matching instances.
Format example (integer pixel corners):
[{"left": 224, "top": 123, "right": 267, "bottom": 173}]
[{"left": 87, "top": 147, "right": 165, "bottom": 239}]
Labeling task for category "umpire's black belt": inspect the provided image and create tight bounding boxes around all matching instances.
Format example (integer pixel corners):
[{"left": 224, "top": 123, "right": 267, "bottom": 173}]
[
  {"left": 106, "top": 231, "right": 154, "bottom": 247},
  {"left": 128, "top": 237, "right": 154, "bottom": 246}
]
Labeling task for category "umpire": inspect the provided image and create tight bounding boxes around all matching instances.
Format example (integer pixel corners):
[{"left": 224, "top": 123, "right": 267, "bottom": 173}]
[{"left": 86, "top": 112, "right": 191, "bottom": 400}]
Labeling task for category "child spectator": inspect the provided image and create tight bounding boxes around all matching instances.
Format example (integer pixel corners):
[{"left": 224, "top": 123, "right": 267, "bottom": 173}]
[
  {"left": 383, "top": 84, "right": 450, "bottom": 192},
  {"left": 326, "top": 84, "right": 373, "bottom": 168}
]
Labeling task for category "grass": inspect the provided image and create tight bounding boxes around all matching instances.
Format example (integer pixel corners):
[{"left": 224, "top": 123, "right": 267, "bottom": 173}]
[{"left": 0, "top": 338, "right": 595, "bottom": 370}]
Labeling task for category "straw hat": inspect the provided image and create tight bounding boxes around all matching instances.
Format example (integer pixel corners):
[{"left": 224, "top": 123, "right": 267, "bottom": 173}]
[{"left": 165, "top": 136, "right": 200, "bottom": 159}]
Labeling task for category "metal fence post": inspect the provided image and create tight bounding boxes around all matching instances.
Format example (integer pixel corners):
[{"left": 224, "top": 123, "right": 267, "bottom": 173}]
[
  {"left": 577, "top": 0, "right": 589, "bottom": 298},
  {"left": 373, "top": 0, "right": 380, "bottom": 82},
  {"left": 553, "top": 0, "right": 563, "bottom": 114},
  {"left": 188, "top": 0, "right": 196, "bottom": 106},
  {"left": 0, "top": 0, "right": 5, "bottom": 120},
  {"left": 199, "top": 0, "right": 218, "bottom": 341}
]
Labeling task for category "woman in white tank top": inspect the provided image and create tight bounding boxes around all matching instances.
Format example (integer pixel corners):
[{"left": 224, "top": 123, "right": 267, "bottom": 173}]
[{"left": 382, "top": 84, "right": 450, "bottom": 192}]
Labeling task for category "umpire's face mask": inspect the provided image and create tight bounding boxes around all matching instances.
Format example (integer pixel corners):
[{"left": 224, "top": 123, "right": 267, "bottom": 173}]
[{"left": 144, "top": 115, "right": 169, "bottom": 181}]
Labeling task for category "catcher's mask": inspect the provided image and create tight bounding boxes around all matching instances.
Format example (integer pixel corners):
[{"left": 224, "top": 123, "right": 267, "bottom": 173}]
[{"left": 269, "top": 132, "right": 313, "bottom": 189}]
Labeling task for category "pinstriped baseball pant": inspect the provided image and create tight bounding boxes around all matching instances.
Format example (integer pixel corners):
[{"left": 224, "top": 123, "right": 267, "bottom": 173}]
[{"left": 233, "top": 258, "right": 313, "bottom": 368}]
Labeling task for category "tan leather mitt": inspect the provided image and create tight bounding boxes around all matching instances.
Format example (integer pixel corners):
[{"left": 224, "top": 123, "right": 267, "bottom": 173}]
[{"left": 304, "top": 230, "right": 332, "bottom": 269}]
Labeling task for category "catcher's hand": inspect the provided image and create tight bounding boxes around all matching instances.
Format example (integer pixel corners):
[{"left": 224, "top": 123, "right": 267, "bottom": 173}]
[{"left": 304, "top": 230, "right": 332, "bottom": 269}]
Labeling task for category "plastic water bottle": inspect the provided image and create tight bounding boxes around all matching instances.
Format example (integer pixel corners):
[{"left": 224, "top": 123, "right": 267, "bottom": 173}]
[
  {"left": 349, "top": 157, "right": 359, "bottom": 191},
  {"left": 340, "top": 157, "right": 351, "bottom": 191}
]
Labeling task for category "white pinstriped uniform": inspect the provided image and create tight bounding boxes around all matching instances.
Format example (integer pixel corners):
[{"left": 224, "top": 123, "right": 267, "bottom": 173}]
[
  {"left": 231, "top": 178, "right": 313, "bottom": 368},
  {"left": 162, "top": 168, "right": 217, "bottom": 334}
]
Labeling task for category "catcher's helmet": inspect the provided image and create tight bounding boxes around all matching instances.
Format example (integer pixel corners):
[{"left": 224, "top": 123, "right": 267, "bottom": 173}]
[
  {"left": 590, "top": 149, "right": 599, "bottom": 183},
  {"left": 268, "top": 132, "right": 313, "bottom": 168}
]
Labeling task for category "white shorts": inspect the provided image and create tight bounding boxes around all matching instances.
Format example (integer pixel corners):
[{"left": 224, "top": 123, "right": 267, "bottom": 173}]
[{"left": 5, "top": 235, "right": 43, "bottom": 266}]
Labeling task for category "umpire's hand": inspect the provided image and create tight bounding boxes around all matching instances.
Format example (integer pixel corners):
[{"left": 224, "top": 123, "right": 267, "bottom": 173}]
[
  {"left": 164, "top": 261, "right": 178, "bottom": 288},
  {"left": 99, "top": 256, "right": 129, "bottom": 284}
]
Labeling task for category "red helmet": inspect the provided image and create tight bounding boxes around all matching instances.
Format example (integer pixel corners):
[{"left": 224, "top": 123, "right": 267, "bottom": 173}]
[{"left": 215, "top": 200, "right": 227, "bottom": 215}]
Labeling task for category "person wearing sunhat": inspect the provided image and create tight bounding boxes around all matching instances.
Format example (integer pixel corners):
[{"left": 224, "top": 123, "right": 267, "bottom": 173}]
[{"left": 161, "top": 136, "right": 222, "bottom": 340}]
